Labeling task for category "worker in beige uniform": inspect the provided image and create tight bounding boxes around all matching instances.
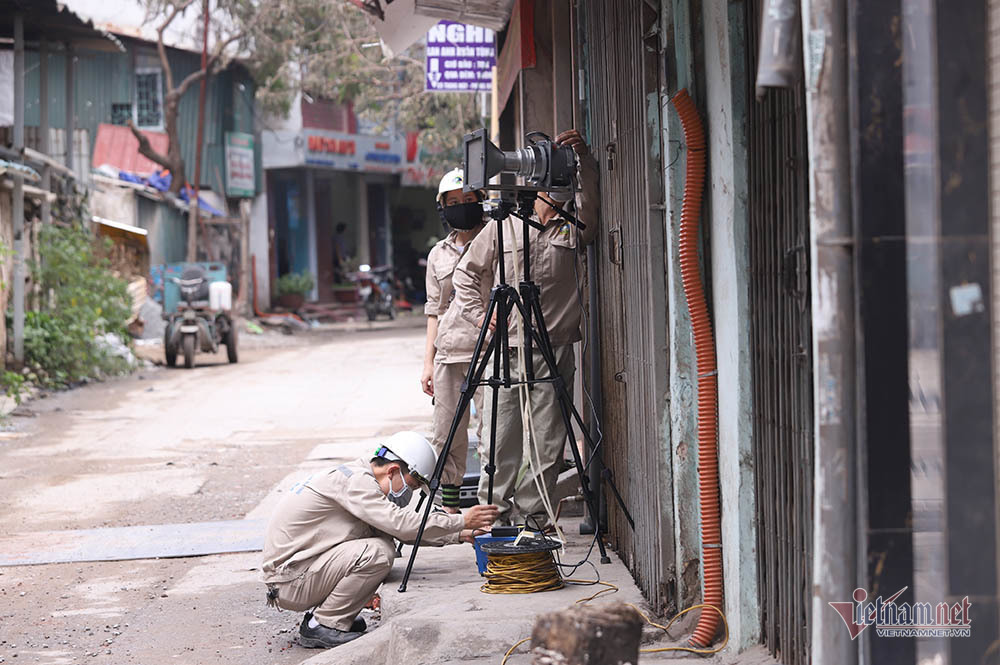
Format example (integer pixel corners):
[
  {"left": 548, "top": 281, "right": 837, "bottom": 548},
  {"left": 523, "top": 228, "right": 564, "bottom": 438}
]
[
  {"left": 262, "top": 431, "right": 499, "bottom": 649},
  {"left": 451, "top": 129, "right": 600, "bottom": 528},
  {"left": 421, "top": 168, "right": 488, "bottom": 513}
]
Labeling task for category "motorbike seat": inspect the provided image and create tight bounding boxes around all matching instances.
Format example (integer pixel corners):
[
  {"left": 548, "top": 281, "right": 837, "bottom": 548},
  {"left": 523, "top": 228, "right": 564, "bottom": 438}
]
[{"left": 179, "top": 266, "right": 210, "bottom": 303}]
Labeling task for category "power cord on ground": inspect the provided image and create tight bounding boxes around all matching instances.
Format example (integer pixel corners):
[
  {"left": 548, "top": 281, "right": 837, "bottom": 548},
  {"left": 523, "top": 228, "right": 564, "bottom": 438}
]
[{"left": 498, "top": 575, "right": 730, "bottom": 663}]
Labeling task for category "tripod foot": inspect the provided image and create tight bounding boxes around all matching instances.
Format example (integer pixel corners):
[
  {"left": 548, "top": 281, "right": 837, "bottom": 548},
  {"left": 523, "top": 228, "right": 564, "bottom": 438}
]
[
  {"left": 397, "top": 582, "right": 407, "bottom": 593},
  {"left": 600, "top": 555, "right": 612, "bottom": 564}
]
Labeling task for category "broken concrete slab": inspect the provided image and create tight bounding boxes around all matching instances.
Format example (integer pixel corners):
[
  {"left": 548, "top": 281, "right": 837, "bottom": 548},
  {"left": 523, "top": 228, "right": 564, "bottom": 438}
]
[{"left": 0, "top": 518, "right": 266, "bottom": 566}]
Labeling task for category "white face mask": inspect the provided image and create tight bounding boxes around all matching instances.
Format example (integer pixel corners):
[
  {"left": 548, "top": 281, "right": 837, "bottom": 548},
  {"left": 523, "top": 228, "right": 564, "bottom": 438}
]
[{"left": 387, "top": 470, "right": 413, "bottom": 508}]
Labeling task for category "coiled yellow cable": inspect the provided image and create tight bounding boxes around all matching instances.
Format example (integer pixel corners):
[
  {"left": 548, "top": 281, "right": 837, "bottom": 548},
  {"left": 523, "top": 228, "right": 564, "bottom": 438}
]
[{"left": 481, "top": 551, "right": 564, "bottom": 594}]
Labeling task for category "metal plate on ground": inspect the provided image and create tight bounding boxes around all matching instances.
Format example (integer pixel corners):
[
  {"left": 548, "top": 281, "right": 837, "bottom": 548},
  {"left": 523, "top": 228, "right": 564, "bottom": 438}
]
[
  {"left": 0, "top": 519, "right": 266, "bottom": 567},
  {"left": 480, "top": 538, "right": 562, "bottom": 555}
]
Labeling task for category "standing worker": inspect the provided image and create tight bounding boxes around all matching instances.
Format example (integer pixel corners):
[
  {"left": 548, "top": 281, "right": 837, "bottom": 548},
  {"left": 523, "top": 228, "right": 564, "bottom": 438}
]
[
  {"left": 451, "top": 129, "right": 600, "bottom": 529},
  {"left": 420, "top": 169, "right": 488, "bottom": 513},
  {"left": 262, "top": 431, "right": 498, "bottom": 649}
]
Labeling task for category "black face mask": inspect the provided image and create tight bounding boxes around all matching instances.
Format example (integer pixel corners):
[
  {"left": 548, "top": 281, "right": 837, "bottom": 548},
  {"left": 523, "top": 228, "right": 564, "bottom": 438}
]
[{"left": 441, "top": 201, "right": 483, "bottom": 230}]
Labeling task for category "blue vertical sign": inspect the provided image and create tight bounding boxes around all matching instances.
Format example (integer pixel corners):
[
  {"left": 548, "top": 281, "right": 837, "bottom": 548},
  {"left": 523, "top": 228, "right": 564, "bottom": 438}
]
[{"left": 425, "top": 21, "right": 496, "bottom": 92}]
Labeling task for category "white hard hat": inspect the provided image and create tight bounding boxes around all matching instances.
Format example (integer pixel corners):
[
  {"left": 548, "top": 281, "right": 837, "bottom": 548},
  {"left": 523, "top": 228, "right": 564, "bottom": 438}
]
[
  {"left": 437, "top": 168, "right": 465, "bottom": 204},
  {"left": 376, "top": 431, "right": 437, "bottom": 485}
]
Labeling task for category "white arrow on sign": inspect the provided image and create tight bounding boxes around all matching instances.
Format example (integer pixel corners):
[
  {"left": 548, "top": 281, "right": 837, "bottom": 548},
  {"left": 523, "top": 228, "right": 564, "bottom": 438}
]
[{"left": 428, "top": 57, "right": 442, "bottom": 85}]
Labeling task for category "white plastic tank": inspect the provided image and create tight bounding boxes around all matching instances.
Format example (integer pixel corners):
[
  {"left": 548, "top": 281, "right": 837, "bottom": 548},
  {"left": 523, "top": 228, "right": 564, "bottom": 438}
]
[{"left": 209, "top": 281, "right": 233, "bottom": 311}]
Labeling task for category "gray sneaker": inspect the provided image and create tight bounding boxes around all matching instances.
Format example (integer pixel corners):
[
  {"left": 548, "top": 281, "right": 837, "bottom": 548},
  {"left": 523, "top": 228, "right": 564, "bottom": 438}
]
[{"left": 298, "top": 616, "right": 364, "bottom": 649}]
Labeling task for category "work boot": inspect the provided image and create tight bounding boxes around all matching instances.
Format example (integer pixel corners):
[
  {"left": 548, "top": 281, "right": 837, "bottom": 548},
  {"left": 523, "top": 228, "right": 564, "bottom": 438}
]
[
  {"left": 298, "top": 614, "right": 365, "bottom": 649},
  {"left": 300, "top": 612, "right": 366, "bottom": 634}
]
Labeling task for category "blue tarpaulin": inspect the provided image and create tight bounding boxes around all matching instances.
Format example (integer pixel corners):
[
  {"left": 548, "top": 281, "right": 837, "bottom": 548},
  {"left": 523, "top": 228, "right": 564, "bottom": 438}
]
[{"left": 118, "top": 168, "right": 224, "bottom": 216}]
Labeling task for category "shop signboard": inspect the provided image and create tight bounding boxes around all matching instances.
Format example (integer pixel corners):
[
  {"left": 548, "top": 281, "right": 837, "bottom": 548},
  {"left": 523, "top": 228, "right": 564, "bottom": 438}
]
[
  {"left": 425, "top": 20, "right": 495, "bottom": 92},
  {"left": 303, "top": 129, "right": 410, "bottom": 172},
  {"left": 224, "top": 132, "right": 256, "bottom": 197}
]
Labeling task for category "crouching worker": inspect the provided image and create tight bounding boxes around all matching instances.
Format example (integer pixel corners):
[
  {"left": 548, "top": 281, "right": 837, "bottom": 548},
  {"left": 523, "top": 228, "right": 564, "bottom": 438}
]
[{"left": 261, "top": 431, "right": 499, "bottom": 649}]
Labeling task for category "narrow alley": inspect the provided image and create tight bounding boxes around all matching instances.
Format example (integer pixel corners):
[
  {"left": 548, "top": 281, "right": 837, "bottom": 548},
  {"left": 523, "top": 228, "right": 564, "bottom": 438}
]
[{"left": 0, "top": 321, "right": 433, "bottom": 664}]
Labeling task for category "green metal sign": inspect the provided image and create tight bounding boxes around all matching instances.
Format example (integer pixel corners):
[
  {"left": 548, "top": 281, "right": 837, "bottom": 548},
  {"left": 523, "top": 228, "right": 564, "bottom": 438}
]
[{"left": 225, "top": 132, "right": 255, "bottom": 197}]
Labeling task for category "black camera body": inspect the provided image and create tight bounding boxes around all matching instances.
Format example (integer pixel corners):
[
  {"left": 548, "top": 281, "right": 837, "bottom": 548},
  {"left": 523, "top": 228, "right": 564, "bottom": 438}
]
[{"left": 463, "top": 128, "right": 577, "bottom": 193}]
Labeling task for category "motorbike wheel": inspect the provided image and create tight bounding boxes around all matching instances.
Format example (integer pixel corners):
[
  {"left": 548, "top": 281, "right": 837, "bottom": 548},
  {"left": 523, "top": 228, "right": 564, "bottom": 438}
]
[
  {"left": 225, "top": 323, "right": 238, "bottom": 364},
  {"left": 183, "top": 334, "right": 195, "bottom": 369},
  {"left": 388, "top": 303, "right": 397, "bottom": 320},
  {"left": 164, "top": 328, "right": 177, "bottom": 367},
  {"left": 365, "top": 302, "right": 378, "bottom": 321}
]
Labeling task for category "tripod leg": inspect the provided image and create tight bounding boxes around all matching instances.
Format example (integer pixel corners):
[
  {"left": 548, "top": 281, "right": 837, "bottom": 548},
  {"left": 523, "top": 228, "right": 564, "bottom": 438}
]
[
  {"left": 520, "top": 284, "right": 535, "bottom": 387},
  {"left": 550, "top": 373, "right": 612, "bottom": 564},
  {"left": 398, "top": 382, "right": 479, "bottom": 590},
  {"left": 398, "top": 293, "right": 502, "bottom": 593},
  {"left": 551, "top": 377, "right": 635, "bottom": 530},
  {"left": 513, "top": 295, "right": 615, "bottom": 563}
]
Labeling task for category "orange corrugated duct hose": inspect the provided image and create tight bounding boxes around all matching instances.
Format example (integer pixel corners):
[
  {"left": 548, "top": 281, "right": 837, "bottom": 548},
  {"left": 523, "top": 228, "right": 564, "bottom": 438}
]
[{"left": 671, "top": 88, "right": 723, "bottom": 648}]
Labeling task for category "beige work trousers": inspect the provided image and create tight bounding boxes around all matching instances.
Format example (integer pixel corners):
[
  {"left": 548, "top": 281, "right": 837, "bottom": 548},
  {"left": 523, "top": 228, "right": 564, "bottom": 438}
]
[
  {"left": 269, "top": 537, "right": 395, "bottom": 631},
  {"left": 432, "top": 360, "right": 483, "bottom": 487},
  {"left": 477, "top": 345, "right": 575, "bottom": 523}
]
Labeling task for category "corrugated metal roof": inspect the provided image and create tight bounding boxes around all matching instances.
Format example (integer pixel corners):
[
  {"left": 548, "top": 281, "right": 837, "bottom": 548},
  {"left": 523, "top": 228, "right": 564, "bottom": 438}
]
[
  {"left": 91, "top": 123, "right": 169, "bottom": 176},
  {"left": 57, "top": 0, "right": 208, "bottom": 54}
]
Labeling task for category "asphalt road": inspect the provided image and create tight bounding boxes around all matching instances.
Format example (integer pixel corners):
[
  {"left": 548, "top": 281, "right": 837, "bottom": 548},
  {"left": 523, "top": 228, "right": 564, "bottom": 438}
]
[{"left": 0, "top": 317, "right": 430, "bottom": 664}]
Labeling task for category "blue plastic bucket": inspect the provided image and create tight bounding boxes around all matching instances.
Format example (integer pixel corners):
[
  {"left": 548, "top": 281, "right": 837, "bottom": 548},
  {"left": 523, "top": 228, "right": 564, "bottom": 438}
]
[{"left": 473, "top": 534, "right": 516, "bottom": 575}]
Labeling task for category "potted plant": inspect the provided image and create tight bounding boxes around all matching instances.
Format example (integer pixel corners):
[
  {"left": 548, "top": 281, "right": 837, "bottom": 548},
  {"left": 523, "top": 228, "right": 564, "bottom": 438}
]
[
  {"left": 332, "top": 257, "right": 361, "bottom": 304},
  {"left": 275, "top": 271, "right": 314, "bottom": 310}
]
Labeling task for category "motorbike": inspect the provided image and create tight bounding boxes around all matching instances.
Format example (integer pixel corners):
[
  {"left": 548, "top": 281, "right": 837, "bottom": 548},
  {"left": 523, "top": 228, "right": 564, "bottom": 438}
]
[
  {"left": 356, "top": 264, "right": 396, "bottom": 321},
  {"left": 163, "top": 264, "right": 238, "bottom": 369}
]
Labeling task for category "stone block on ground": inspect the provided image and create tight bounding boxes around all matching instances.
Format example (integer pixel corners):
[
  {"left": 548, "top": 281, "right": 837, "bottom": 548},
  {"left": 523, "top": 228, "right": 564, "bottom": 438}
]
[{"left": 530, "top": 601, "right": 642, "bottom": 665}]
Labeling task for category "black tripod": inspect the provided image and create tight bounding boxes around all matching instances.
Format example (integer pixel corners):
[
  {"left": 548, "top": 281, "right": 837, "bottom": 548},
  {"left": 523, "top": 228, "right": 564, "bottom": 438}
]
[{"left": 398, "top": 189, "right": 634, "bottom": 592}]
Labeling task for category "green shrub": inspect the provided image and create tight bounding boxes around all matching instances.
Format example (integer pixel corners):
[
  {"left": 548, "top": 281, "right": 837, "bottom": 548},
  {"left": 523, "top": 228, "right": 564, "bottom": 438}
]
[
  {"left": 275, "top": 271, "right": 314, "bottom": 296},
  {"left": 17, "top": 224, "right": 133, "bottom": 388}
]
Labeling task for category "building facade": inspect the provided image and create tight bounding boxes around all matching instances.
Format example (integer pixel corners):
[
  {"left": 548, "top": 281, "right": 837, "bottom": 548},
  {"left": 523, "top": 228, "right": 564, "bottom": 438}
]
[
  {"left": 256, "top": 95, "right": 440, "bottom": 306},
  {"left": 492, "top": 0, "right": 999, "bottom": 663}
]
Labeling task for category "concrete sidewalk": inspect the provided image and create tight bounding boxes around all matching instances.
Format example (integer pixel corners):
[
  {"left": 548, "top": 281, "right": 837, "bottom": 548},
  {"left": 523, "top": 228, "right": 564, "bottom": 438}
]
[{"left": 300, "top": 518, "right": 775, "bottom": 665}]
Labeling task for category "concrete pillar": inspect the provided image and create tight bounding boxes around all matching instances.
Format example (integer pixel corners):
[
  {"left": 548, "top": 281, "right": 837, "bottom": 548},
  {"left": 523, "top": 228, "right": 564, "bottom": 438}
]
[
  {"left": 518, "top": 1, "right": 554, "bottom": 139},
  {"left": 305, "top": 169, "right": 318, "bottom": 301},
  {"left": 551, "top": 0, "right": 573, "bottom": 133},
  {"left": 250, "top": 191, "right": 270, "bottom": 310},
  {"left": 39, "top": 39, "right": 50, "bottom": 226},
  {"left": 701, "top": 0, "right": 759, "bottom": 649},
  {"left": 800, "top": 0, "right": 858, "bottom": 662},
  {"left": 12, "top": 13, "right": 25, "bottom": 364}
]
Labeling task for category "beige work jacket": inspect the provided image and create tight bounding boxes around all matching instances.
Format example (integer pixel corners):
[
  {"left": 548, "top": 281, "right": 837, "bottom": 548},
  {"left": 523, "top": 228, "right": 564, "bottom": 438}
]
[
  {"left": 261, "top": 458, "right": 463, "bottom": 584},
  {"left": 451, "top": 153, "right": 600, "bottom": 348},
  {"left": 426, "top": 230, "right": 490, "bottom": 364}
]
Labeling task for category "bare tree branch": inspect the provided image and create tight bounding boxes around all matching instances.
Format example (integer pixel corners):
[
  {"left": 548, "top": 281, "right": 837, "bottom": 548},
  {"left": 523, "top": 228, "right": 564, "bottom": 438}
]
[
  {"left": 155, "top": 0, "right": 196, "bottom": 91},
  {"left": 126, "top": 119, "right": 174, "bottom": 172}
]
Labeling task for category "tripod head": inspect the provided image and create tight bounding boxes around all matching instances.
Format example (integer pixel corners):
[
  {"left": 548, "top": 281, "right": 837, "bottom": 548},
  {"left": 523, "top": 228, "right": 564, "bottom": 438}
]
[{"left": 486, "top": 188, "right": 587, "bottom": 233}]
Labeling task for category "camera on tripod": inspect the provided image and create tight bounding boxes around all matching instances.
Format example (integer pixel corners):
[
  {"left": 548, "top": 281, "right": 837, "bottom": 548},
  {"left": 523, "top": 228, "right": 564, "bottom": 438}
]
[{"left": 463, "top": 128, "right": 577, "bottom": 193}]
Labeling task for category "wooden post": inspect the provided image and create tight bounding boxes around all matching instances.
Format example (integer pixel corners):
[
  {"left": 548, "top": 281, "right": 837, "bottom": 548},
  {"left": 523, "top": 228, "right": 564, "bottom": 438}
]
[
  {"left": 39, "top": 39, "right": 50, "bottom": 226},
  {"left": 530, "top": 602, "right": 641, "bottom": 665},
  {"left": 12, "top": 13, "right": 25, "bottom": 364},
  {"left": 64, "top": 43, "right": 74, "bottom": 173},
  {"left": 187, "top": 0, "right": 210, "bottom": 263}
]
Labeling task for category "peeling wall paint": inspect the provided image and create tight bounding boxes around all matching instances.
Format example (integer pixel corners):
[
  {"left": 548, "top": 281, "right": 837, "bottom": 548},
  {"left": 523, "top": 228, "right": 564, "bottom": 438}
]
[
  {"left": 702, "top": 0, "right": 760, "bottom": 650},
  {"left": 664, "top": 0, "right": 702, "bottom": 612}
]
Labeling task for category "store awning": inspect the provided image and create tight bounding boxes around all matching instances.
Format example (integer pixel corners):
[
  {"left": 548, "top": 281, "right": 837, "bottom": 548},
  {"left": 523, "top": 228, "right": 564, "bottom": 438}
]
[
  {"left": 414, "top": 0, "right": 516, "bottom": 31},
  {"left": 367, "top": 0, "right": 514, "bottom": 56}
]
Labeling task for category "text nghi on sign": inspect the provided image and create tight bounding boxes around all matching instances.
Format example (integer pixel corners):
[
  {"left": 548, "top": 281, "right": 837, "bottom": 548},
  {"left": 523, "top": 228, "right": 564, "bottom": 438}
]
[{"left": 425, "top": 21, "right": 496, "bottom": 92}]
